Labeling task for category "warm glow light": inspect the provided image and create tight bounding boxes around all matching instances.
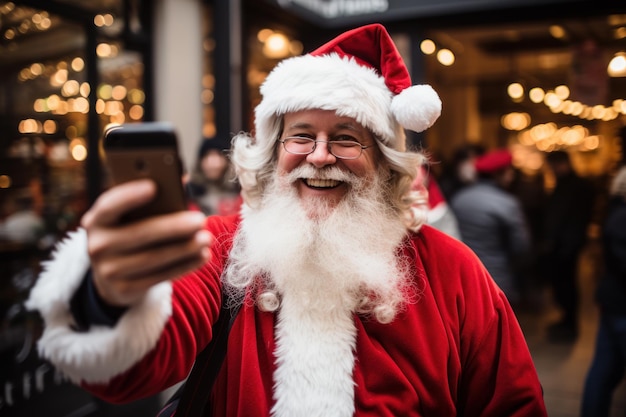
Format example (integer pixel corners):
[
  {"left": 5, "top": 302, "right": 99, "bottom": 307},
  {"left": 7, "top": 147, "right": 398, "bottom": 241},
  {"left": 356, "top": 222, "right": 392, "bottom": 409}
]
[
  {"left": 544, "top": 91, "right": 561, "bottom": 108},
  {"left": 529, "top": 87, "right": 545, "bottom": 103},
  {"left": 103, "top": 14, "right": 114, "bottom": 26},
  {"left": 501, "top": 112, "right": 531, "bottom": 131},
  {"left": 263, "top": 33, "right": 290, "bottom": 59},
  {"left": 436, "top": 49, "right": 455, "bottom": 66},
  {"left": 19, "top": 119, "right": 40, "bottom": 134},
  {"left": 70, "top": 138, "right": 87, "bottom": 161},
  {"left": 507, "top": 82, "right": 524, "bottom": 100},
  {"left": 30, "top": 63, "right": 43, "bottom": 76},
  {"left": 128, "top": 88, "right": 145, "bottom": 104},
  {"left": 571, "top": 102, "right": 584, "bottom": 116},
  {"left": 608, "top": 52, "right": 626, "bottom": 77},
  {"left": 549, "top": 25, "right": 566, "bottom": 39},
  {"left": 583, "top": 135, "right": 600, "bottom": 150},
  {"left": 110, "top": 112, "right": 126, "bottom": 124},
  {"left": 420, "top": 39, "right": 436, "bottom": 55},
  {"left": 0, "top": 175, "right": 11, "bottom": 189},
  {"left": 98, "top": 84, "right": 113, "bottom": 100},
  {"left": 201, "top": 89, "right": 214, "bottom": 104},
  {"left": 96, "top": 43, "right": 112, "bottom": 57},
  {"left": 96, "top": 99, "right": 105, "bottom": 114},
  {"left": 94, "top": 14, "right": 106, "bottom": 27},
  {"left": 202, "top": 74, "right": 215, "bottom": 89},
  {"left": 129, "top": 105, "right": 144, "bottom": 120},
  {"left": 111, "top": 85, "right": 127, "bottom": 100},
  {"left": 47, "top": 94, "right": 61, "bottom": 110},
  {"left": 554, "top": 85, "right": 570, "bottom": 100},
  {"left": 592, "top": 104, "right": 606, "bottom": 119},
  {"left": 43, "top": 119, "right": 56, "bottom": 134},
  {"left": 51, "top": 69, "right": 68, "bottom": 87},
  {"left": 257, "top": 28, "right": 273, "bottom": 43},
  {"left": 38, "top": 17, "right": 51, "bottom": 30},
  {"left": 33, "top": 98, "right": 47, "bottom": 112},
  {"left": 62, "top": 80, "right": 80, "bottom": 97},
  {"left": 80, "top": 82, "right": 90, "bottom": 98},
  {"left": 71, "top": 57, "right": 84, "bottom": 72}
]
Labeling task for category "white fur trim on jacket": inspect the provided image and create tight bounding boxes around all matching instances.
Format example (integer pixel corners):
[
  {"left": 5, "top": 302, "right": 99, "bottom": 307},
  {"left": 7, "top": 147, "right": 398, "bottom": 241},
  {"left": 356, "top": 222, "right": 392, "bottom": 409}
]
[
  {"left": 271, "top": 292, "right": 357, "bottom": 417},
  {"left": 24, "top": 228, "right": 173, "bottom": 384}
]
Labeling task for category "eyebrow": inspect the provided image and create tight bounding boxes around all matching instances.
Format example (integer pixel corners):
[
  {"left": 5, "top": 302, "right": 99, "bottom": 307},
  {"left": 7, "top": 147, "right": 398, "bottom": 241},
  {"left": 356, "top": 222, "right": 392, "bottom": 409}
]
[{"left": 286, "top": 121, "right": 363, "bottom": 133}]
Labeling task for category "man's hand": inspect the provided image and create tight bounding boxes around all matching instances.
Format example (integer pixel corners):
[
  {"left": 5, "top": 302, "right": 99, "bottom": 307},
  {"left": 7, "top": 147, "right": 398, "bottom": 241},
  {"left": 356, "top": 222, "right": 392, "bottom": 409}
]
[{"left": 81, "top": 179, "right": 212, "bottom": 306}]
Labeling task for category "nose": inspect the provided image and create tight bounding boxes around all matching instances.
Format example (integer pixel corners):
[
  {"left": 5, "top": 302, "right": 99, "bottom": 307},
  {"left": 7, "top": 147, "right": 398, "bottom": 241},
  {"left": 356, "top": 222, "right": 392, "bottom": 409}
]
[{"left": 306, "top": 138, "right": 337, "bottom": 167}]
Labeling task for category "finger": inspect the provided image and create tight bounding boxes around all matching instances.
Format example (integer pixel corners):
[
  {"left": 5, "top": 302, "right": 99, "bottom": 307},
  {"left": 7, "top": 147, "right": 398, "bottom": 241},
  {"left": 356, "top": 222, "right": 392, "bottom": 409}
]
[
  {"left": 82, "top": 180, "right": 157, "bottom": 228},
  {"left": 93, "top": 231, "right": 211, "bottom": 306},
  {"left": 93, "top": 229, "right": 212, "bottom": 283},
  {"left": 88, "top": 210, "right": 207, "bottom": 257}
]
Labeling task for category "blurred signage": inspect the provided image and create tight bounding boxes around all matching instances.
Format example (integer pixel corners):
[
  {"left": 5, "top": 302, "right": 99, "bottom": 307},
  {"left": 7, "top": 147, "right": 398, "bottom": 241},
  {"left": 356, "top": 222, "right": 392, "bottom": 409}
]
[
  {"left": 269, "top": 0, "right": 579, "bottom": 27},
  {"left": 569, "top": 39, "right": 609, "bottom": 106}
]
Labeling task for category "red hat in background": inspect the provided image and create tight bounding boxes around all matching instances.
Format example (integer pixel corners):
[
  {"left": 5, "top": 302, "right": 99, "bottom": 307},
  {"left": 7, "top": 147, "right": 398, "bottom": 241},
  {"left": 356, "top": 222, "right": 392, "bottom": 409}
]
[{"left": 474, "top": 149, "right": 513, "bottom": 174}]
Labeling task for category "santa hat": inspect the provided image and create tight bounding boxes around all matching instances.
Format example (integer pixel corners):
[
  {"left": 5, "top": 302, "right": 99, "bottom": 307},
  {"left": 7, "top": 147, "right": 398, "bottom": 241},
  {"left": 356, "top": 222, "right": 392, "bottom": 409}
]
[
  {"left": 254, "top": 23, "right": 442, "bottom": 151},
  {"left": 474, "top": 149, "right": 513, "bottom": 174}
]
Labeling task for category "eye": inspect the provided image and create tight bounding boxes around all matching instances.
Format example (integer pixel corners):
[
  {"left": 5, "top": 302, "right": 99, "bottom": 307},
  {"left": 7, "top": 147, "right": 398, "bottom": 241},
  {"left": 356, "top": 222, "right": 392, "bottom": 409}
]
[
  {"left": 332, "top": 140, "right": 361, "bottom": 148},
  {"left": 333, "top": 135, "right": 360, "bottom": 143},
  {"left": 290, "top": 133, "right": 314, "bottom": 139},
  {"left": 287, "top": 136, "right": 314, "bottom": 144}
]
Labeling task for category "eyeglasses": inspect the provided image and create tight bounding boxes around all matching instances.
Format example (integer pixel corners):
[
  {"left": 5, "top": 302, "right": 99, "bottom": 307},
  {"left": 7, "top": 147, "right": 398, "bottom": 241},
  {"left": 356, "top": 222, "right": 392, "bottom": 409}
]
[{"left": 278, "top": 137, "right": 374, "bottom": 160}]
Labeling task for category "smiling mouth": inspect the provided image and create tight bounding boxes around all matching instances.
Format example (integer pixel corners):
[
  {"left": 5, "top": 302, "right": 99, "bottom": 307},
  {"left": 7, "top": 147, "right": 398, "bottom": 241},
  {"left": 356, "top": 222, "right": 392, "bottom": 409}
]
[{"left": 303, "top": 178, "right": 341, "bottom": 189}]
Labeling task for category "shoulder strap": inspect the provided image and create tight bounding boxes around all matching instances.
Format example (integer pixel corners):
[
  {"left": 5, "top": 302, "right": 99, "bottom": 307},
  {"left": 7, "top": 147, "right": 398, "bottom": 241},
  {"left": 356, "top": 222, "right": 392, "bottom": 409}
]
[{"left": 159, "top": 294, "right": 241, "bottom": 417}]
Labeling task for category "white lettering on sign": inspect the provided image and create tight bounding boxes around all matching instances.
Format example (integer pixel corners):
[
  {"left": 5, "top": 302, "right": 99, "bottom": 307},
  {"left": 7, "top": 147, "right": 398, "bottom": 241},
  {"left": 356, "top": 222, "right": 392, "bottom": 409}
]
[{"left": 277, "top": 0, "right": 389, "bottom": 18}]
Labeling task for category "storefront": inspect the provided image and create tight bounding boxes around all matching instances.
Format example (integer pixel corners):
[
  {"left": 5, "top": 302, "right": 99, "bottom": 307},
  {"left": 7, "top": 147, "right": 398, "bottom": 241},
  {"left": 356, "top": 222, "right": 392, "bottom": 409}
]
[{"left": 0, "top": 1, "right": 208, "bottom": 415}]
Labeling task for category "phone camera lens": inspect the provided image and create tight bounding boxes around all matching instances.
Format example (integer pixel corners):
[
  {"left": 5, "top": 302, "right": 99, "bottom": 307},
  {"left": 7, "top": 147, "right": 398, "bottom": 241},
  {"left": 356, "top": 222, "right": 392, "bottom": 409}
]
[{"left": 135, "top": 158, "right": 147, "bottom": 172}]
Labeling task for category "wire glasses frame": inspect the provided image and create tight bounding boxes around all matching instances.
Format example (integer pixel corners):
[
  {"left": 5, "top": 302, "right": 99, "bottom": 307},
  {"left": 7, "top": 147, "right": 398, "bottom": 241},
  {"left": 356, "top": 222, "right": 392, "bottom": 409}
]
[{"left": 278, "top": 137, "right": 374, "bottom": 160}]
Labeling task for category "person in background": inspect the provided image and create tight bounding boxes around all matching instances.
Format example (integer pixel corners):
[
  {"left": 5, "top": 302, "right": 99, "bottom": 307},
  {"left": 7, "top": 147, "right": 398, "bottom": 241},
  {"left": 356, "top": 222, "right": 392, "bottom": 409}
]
[
  {"left": 25, "top": 24, "right": 547, "bottom": 416},
  {"left": 186, "top": 138, "right": 242, "bottom": 216},
  {"left": 411, "top": 165, "right": 461, "bottom": 239},
  {"left": 539, "top": 150, "right": 595, "bottom": 343},
  {"left": 580, "top": 164, "right": 626, "bottom": 417},
  {"left": 438, "top": 143, "right": 485, "bottom": 202},
  {"left": 0, "top": 193, "right": 45, "bottom": 244},
  {"left": 450, "top": 149, "right": 532, "bottom": 307}
]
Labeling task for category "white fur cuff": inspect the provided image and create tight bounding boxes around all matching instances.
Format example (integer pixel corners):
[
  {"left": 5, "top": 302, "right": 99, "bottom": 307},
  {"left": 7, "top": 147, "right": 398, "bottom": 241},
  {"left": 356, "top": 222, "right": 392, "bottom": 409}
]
[{"left": 25, "top": 228, "right": 173, "bottom": 384}]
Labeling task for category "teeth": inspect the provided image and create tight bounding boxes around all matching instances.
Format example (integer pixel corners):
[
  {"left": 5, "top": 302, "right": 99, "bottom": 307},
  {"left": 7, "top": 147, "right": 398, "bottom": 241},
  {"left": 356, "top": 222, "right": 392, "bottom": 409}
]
[{"left": 305, "top": 178, "right": 340, "bottom": 188}]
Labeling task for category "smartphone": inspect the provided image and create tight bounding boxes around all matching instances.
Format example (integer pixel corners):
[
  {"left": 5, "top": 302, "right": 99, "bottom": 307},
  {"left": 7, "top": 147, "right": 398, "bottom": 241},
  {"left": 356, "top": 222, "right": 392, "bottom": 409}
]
[{"left": 103, "top": 122, "right": 187, "bottom": 222}]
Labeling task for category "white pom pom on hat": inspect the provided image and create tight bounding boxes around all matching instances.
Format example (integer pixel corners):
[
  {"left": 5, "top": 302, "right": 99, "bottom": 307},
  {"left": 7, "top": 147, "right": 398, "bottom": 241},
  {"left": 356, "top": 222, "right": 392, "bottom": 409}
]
[{"left": 254, "top": 23, "right": 442, "bottom": 151}]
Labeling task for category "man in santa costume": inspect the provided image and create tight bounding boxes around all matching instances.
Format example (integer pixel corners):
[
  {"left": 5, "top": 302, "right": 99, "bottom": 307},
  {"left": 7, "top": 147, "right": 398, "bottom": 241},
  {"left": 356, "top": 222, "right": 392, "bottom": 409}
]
[{"left": 26, "top": 24, "right": 547, "bottom": 417}]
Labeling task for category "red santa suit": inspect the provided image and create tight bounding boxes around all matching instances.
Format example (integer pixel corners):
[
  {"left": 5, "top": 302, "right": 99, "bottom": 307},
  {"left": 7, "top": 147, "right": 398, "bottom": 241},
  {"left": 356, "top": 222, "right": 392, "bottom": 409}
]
[{"left": 28, "top": 214, "right": 546, "bottom": 417}]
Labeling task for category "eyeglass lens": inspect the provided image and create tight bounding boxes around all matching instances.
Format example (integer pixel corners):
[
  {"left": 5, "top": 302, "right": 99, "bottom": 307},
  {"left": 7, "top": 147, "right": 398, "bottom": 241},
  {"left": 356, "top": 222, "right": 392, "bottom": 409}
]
[{"left": 282, "top": 138, "right": 363, "bottom": 159}]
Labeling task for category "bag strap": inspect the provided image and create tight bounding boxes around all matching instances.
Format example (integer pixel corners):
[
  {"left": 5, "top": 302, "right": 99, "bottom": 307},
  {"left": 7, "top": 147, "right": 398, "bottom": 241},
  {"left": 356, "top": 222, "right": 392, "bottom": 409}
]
[{"left": 162, "top": 293, "right": 240, "bottom": 417}]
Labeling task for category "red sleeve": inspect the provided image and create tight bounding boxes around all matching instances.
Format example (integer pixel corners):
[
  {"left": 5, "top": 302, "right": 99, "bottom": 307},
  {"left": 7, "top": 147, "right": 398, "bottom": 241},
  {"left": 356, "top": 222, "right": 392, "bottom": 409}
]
[
  {"left": 82, "top": 215, "right": 240, "bottom": 403},
  {"left": 417, "top": 226, "right": 547, "bottom": 417}
]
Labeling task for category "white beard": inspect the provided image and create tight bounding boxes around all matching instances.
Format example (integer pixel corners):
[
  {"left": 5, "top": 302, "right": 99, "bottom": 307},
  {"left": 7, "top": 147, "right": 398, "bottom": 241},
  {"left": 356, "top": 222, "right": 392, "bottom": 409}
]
[{"left": 223, "top": 165, "right": 411, "bottom": 417}]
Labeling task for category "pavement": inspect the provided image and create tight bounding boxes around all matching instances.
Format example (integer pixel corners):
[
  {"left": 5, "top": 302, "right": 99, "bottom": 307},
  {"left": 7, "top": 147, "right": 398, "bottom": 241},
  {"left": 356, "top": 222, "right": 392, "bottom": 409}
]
[{"left": 517, "top": 239, "right": 626, "bottom": 417}]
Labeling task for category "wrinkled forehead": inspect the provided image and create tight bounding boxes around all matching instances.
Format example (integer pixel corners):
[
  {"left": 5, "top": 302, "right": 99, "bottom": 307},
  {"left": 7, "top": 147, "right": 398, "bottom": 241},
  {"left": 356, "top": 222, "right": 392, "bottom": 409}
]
[{"left": 280, "top": 109, "right": 375, "bottom": 137}]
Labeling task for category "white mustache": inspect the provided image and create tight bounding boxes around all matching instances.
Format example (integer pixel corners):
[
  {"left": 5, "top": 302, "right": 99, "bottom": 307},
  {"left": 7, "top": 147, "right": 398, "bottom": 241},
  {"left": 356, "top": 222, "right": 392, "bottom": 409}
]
[{"left": 283, "top": 165, "right": 361, "bottom": 186}]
